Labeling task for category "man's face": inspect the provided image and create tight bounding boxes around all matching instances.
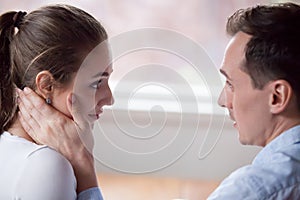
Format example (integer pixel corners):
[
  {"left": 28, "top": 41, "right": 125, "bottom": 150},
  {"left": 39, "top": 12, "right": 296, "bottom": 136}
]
[{"left": 218, "top": 32, "right": 272, "bottom": 146}]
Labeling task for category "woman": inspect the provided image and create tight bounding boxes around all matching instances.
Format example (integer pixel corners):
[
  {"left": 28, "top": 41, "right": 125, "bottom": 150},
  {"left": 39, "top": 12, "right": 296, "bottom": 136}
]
[{"left": 0, "top": 4, "right": 113, "bottom": 199}]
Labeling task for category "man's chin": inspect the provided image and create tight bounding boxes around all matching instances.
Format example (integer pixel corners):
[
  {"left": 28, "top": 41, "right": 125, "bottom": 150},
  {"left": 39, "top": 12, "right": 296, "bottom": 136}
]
[{"left": 238, "top": 134, "right": 250, "bottom": 145}]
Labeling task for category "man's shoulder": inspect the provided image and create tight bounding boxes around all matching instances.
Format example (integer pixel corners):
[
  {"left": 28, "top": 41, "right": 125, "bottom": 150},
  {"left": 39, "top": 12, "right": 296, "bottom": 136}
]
[{"left": 208, "top": 161, "right": 300, "bottom": 199}]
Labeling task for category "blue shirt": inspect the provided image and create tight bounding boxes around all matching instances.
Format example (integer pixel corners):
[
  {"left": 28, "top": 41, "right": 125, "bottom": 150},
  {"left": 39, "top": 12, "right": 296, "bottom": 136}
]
[
  {"left": 78, "top": 187, "right": 103, "bottom": 200},
  {"left": 208, "top": 125, "right": 300, "bottom": 200}
]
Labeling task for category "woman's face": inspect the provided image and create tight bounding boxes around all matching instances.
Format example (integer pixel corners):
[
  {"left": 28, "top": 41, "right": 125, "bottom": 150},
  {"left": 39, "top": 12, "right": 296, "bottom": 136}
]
[{"left": 52, "top": 44, "right": 114, "bottom": 124}]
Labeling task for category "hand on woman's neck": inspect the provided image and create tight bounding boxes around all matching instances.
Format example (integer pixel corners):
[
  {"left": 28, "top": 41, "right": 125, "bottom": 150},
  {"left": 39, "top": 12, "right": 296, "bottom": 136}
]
[{"left": 7, "top": 116, "right": 35, "bottom": 143}]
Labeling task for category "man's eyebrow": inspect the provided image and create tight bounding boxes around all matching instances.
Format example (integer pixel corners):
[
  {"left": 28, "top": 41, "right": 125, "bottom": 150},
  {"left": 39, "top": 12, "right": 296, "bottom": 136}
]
[
  {"left": 220, "top": 69, "right": 232, "bottom": 80},
  {"left": 93, "top": 71, "right": 109, "bottom": 78}
]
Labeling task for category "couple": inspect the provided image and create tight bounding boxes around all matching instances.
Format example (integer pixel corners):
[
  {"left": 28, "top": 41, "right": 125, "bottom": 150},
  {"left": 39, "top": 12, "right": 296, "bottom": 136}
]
[{"left": 1, "top": 2, "right": 300, "bottom": 200}]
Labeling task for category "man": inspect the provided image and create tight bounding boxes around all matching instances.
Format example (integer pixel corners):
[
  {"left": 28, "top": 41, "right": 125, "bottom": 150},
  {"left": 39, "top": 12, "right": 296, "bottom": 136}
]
[
  {"left": 208, "top": 2, "right": 300, "bottom": 199},
  {"left": 17, "top": 2, "right": 300, "bottom": 199}
]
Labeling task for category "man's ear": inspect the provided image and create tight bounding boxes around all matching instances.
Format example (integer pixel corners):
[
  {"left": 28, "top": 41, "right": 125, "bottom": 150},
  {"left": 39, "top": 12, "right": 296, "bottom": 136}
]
[
  {"left": 269, "top": 80, "right": 293, "bottom": 114},
  {"left": 35, "top": 71, "right": 55, "bottom": 100}
]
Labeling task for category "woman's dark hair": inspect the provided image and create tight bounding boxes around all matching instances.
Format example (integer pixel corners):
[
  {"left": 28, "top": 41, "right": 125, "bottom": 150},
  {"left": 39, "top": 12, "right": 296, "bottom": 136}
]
[
  {"left": 226, "top": 2, "right": 300, "bottom": 110},
  {"left": 0, "top": 5, "right": 107, "bottom": 134}
]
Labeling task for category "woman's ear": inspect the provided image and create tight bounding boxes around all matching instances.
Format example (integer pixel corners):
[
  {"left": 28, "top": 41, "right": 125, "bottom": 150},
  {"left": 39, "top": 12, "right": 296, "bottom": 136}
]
[
  {"left": 35, "top": 71, "right": 55, "bottom": 101},
  {"left": 269, "top": 80, "right": 293, "bottom": 114}
]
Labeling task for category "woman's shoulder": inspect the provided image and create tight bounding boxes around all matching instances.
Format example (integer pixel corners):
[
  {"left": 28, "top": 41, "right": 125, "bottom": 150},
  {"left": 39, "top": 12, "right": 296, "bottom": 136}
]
[
  {"left": 0, "top": 132, "right": 77, "bottom": 199},
  {"left": 24, "top": 144, "right": 76, "bottom": 184},
  {"left": 1, "top": 131, "right": 73, "bottom": 171},
  {"left": 13, "top": 144, "right": 77, "bottom": 199},
  {"left": 27, "top": 145, "right": 74, "bottom": 172}
]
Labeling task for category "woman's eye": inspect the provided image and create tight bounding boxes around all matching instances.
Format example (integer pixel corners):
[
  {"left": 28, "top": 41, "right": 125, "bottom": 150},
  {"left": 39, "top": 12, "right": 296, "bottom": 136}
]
[{"left": 90, "top": 79, "right": 103, "bottom": 89}]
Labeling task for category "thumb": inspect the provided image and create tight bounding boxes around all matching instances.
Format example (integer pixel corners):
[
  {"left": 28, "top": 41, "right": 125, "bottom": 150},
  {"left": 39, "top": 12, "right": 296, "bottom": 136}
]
[
  {"left": 67, "top": 93, "right": 94, "bottom": 151},
  {"left": 67, "top": 93, "right": 90, "bottom": 130}
]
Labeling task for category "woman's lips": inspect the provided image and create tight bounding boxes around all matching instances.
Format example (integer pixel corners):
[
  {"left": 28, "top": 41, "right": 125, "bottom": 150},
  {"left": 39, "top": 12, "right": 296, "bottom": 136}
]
[{"left": 89, "top": 109, "right": 103, "bottom": 120}]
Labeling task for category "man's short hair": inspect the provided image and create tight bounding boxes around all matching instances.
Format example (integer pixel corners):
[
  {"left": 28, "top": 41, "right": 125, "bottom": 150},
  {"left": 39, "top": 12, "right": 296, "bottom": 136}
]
[{"left": 226, "top": 3, "right": 300, "bottom": 110}]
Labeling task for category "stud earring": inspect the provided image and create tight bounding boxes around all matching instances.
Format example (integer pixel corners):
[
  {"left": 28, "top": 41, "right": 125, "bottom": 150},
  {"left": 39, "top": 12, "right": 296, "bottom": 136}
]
[{"left": 46, "top": 97, "right": 52, "bottom": 105}]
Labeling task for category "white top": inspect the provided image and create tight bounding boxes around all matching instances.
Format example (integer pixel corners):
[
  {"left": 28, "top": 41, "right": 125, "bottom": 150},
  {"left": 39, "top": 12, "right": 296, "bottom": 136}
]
[{"left": 0, "top": 131, "right": 77, "bottom": 200}]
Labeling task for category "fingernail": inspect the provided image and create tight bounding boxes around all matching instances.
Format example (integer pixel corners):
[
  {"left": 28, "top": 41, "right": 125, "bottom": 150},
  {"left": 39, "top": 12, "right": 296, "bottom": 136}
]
[
  {"left": 16, "top": 96, "right": 20, "bottom": 105},
  {"left": 24, "top": 87, "right": 30, "bottom": 94},
  {"left": 71, "top": 94, "right": 76, "bottom": 104},
  {"left": 16, "top": 88, "right": 22, "bottom": 94}
]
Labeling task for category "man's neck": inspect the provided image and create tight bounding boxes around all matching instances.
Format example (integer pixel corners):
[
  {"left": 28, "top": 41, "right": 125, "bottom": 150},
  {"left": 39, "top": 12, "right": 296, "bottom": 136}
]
[{"left": 265, "top": 117, "right": 300, "bottom": 146}]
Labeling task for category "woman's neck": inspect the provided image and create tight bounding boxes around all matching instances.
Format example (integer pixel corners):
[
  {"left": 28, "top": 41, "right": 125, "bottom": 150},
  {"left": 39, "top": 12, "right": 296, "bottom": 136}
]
[{"left": 7, "top": 116, "right": 35, "bottom": 143}]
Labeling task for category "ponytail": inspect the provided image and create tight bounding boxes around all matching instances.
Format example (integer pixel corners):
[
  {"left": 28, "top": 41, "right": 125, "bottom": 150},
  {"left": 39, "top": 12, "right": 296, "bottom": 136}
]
[{"left": 0, "top": 11, "right": 18, "bottom": 134}]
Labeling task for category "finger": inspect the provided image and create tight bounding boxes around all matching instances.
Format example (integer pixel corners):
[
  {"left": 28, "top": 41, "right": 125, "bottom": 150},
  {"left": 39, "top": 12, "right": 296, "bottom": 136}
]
[
  {"left": 18, "top": 89, "right": 42, "bottom": 144},
  {"left": 18, "top": 111, "right": 41, "bottom": 144},
  {"left": 18, "top": 99, "right": 41, "bottom": 132},
  {"left": 67, "top": 93, "right": 94, "bottom": 151},
  {"left": 18, "top": 111, "right": 33, "bottom": 134},
  {"left": 18, "top": 89, "right": 45, "bottom": 128},
  {"left": 22, "top": 87, "right": 59, "bottom": 119},
  {"left": 67, "top": 93, "right": 90, "bottom": 130}
]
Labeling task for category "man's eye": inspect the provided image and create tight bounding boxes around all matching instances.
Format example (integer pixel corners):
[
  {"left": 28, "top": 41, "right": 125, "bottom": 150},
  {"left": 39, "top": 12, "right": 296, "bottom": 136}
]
[
  {"left": 90, "top": 79, "right": 103, "bottom": 89},
  {"left": 226, "top": 81, "right": 233, "bottom": 90}
]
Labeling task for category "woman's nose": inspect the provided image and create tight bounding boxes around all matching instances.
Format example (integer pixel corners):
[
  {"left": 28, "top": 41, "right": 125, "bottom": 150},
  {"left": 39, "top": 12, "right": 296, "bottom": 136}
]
[{"left": 103, "top": 86, "right": 114, "bottom": 106}]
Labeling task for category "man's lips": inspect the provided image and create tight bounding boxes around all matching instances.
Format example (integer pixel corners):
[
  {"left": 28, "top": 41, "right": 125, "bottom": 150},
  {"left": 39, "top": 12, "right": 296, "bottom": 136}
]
[
  {"left": 233, "top": 121, "right": 237, "bottom": 128},
  {"left": 229, "top": 113, "right": 237, "bottom": 127}
]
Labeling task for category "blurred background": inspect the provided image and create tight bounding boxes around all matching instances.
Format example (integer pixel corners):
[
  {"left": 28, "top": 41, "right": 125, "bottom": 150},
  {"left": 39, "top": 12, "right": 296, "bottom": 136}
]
[{"left": 1, "top": 0, "right": 298, "bottom": 199}]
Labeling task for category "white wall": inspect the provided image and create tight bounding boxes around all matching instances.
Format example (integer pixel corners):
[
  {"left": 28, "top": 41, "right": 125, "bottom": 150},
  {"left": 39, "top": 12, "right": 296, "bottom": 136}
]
[
  {"left": 93, "top": 105, "right": 261, "bottom": 181},
  {"left": 1, "top": 0, "right": 271, "bottom": 181}
]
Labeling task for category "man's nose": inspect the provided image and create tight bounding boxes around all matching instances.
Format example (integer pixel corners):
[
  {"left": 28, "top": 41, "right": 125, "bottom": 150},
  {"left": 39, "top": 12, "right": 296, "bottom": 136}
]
[{"left": 218, "top": 87, "right": 226, "bottom": 108}]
